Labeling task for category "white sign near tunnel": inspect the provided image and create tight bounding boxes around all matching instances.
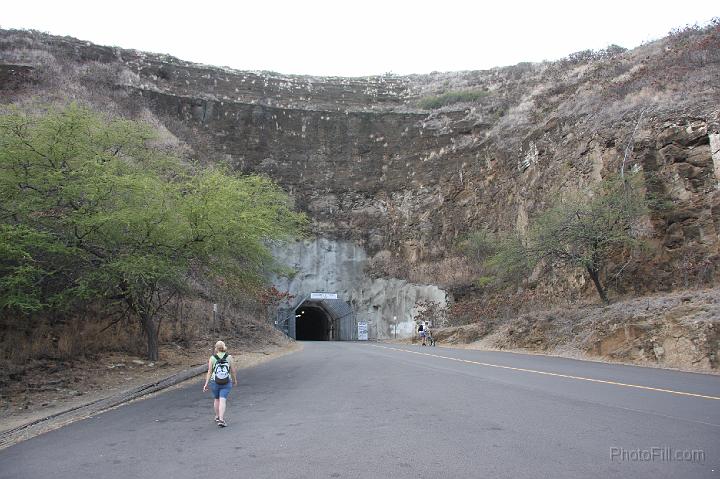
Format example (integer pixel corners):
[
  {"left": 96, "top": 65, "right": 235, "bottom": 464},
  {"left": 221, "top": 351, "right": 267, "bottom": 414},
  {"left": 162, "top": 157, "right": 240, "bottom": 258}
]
[
  {"left": 310, "top": 292, "right": 338, "bottom": 300},
  {"left": 357, "top": 321, "right": 368, "bottom": 341}
]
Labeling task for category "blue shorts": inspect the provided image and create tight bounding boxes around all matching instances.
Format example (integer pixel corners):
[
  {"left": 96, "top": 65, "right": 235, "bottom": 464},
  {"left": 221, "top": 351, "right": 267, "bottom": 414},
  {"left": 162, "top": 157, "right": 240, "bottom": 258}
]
[{"left": 210, "top": 381, "right": 232, "bottom": 399}]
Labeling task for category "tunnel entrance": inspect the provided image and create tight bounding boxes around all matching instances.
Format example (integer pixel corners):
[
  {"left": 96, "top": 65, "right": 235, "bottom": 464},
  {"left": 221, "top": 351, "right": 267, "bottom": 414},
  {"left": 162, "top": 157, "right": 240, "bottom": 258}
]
[
  {"left": 295, "top": 305, "right": 332, "bottom": 341},
  {"left": 279, "top": 294, "right": 356, "bottom": 340}
]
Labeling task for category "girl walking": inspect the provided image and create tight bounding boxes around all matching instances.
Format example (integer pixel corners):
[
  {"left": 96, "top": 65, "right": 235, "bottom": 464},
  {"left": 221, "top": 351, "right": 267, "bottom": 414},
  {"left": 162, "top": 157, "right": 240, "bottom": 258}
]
[{"left": 202, "top": 340, "right": 238, "bottom": 427}]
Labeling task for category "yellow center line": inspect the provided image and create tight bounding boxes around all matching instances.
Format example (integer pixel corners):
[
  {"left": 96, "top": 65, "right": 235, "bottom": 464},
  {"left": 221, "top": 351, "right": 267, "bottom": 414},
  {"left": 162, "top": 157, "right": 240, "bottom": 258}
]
[{"left": 371, "top": 345, "right": 720, "bottom": 401}]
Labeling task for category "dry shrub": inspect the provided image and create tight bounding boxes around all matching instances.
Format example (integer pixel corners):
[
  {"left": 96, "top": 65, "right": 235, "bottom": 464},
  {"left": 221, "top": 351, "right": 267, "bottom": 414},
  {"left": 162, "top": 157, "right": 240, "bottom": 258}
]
[
  {"left": 448, "top": 285, "right": 565, "bottom": 327},
  {"left": 1, "top": 316, "right": 137, "bottom": 365},
  {"left": 0, "top": 289, "right": 268, "bottom": 375},
  {"left": 4, "top": 321, "right": 53, "bottom": 362},
  {"left": 56, "top": 327, "right": 80, "bottom": 359},
  {"left": 675, "top": 246, "right": 718, "bottom": 289}
]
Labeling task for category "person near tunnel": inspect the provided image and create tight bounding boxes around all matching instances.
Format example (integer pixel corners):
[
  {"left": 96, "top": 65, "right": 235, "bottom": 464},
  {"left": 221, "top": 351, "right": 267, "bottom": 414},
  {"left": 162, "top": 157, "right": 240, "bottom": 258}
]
[{"left": 202, "top": 340, "right": 238, "bottom": 427}]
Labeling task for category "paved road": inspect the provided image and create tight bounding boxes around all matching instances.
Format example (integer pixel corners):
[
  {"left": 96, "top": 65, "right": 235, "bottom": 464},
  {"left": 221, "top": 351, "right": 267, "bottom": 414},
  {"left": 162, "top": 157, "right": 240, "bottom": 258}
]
[{"left": 1, "top": 342, "right": 719, "bottom": 478}]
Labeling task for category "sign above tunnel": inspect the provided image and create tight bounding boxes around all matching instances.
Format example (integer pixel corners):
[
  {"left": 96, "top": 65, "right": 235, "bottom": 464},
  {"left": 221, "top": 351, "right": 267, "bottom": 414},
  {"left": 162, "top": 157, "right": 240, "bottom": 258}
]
[{"left": 310, "top": 292, "right": 338, "bottom": 300}]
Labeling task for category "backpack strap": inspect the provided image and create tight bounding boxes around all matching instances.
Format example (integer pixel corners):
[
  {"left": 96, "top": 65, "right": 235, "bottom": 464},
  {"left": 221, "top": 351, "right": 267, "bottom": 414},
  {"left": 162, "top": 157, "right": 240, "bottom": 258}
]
[{"left": 213, "top": 353, "right": 228, "bottom": 364}]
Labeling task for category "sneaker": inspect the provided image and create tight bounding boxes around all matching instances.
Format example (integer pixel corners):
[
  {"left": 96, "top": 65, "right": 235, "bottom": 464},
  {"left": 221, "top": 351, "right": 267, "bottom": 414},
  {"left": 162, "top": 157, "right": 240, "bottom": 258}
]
[
  {"left": 218, "top": 420, "right": 227, "bottom": 428},
  {"left": 214, "top": 417, "right": 220, "bottom": 423}
]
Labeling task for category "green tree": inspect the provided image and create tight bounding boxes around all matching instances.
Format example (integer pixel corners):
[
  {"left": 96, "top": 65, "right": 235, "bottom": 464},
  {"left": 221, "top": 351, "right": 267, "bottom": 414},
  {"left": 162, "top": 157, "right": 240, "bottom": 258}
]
[
  {"left": 485, "top": 233, "right": 534, "bottom": 289},
  {"left": 461, "top": 175, "right": 649, "bottom": 304},
  {"left": 0, "top": 104, "right": 306, "bottom": 359},
  {"left": 458, "top": 229, "right": 533, "bottom": 290},
  {"left": 527, "top": 174, "right": 648, "bottom": 303},
  {"left": 0, "top": 224, "right": 80, "bottom": 313}
]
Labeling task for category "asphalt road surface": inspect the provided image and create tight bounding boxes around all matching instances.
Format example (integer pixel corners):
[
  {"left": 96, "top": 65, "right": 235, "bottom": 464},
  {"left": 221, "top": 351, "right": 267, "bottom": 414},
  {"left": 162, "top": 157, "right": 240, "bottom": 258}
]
[{"left": 1, "top": 342, "right": 719, "bottom": 478}]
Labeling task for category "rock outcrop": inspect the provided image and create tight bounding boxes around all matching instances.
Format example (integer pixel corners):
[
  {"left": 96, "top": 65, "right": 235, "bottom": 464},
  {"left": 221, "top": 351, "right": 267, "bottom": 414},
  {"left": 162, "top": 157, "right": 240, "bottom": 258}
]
[{"left": 432, "top": 288, "right": 720, "bottom": 372}]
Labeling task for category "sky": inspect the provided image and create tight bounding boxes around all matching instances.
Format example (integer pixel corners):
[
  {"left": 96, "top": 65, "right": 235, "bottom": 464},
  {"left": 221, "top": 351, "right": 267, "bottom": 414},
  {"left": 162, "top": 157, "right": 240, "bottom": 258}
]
[{"left": 2, "top": 0, "right": 717, "bottom": 77}]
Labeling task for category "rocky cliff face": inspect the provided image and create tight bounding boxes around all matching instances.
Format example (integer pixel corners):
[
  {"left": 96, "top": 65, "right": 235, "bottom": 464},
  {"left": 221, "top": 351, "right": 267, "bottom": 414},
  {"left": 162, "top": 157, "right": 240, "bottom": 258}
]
[{"left": 1, "top": 26, "right": 719, "bottom": 336}]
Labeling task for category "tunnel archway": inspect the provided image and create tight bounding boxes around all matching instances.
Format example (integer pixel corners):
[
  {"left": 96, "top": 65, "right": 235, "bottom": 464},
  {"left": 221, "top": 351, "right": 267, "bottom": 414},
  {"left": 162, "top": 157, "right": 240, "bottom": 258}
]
[
  {"left": 295, "top": 304, "right": 332, "bottom": 340},
  {"left": 282, "top": 296, "right": 355, "bottom": 340}
]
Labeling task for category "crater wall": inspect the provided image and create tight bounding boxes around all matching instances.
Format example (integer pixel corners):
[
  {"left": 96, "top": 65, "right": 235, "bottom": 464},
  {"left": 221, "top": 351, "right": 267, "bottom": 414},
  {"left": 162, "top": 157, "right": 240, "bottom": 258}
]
[{"left": 1, "top": 27, "right": 719, "bottom": 312}]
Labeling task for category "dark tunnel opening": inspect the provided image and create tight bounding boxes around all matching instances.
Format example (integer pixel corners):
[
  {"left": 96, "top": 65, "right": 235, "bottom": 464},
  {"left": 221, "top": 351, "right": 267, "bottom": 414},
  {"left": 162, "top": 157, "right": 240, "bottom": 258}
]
[{"left": 295, "top": 305, "right": 332, "bottom": 340}]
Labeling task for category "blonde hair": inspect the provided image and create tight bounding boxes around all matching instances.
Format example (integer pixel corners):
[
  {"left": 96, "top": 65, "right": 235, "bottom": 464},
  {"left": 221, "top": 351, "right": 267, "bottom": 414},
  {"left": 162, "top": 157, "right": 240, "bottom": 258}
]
[{"left": 214, "top": 341, "right": 227, "bottom": 353}]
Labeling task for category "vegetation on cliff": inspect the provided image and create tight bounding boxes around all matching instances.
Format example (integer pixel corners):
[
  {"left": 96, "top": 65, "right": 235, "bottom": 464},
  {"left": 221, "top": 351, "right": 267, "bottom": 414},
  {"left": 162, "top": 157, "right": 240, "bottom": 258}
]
[
  {"left": 0, "top": 104, "right": 305, "bottom": 360},
  {"left": 417, "top": 89, "right": 489, "bottom": 110},
  {"left": 461, "top": 174, "right": 652, "bottom": 304}
]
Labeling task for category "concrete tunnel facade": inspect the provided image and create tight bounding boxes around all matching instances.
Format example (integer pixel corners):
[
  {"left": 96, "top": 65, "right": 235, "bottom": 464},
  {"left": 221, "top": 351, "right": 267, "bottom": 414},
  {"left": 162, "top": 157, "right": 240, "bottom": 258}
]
[{"left": 272, "top": 238, "right": 448, "bottom": 340}]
